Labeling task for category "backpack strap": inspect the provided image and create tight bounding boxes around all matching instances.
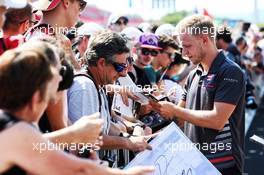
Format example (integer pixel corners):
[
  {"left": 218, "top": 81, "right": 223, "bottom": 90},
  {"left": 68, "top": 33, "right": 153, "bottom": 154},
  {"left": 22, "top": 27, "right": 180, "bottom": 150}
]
[
  {"left": 74, "top": 70, "right": 102, "bottom": 113},
  {"left": 0, "top": 112, "right": 19, "bottom": 132}
]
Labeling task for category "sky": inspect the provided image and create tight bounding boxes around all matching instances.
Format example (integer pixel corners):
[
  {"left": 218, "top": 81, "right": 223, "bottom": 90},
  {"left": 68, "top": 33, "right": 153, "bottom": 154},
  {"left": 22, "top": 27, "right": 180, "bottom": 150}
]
[{"left": 86, "top": 0, "right": 264, "bottom": 23}]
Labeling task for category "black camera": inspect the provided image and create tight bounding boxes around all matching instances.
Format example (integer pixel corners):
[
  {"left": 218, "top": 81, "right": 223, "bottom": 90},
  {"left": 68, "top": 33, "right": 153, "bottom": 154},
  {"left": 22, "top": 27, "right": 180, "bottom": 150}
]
[
  {"left": 171, "top": 51, "right": 190, "bottom": 65},
  {"left": 245, "top": 83, "right": 258, "bottom": 109},
  {"left": 78, "top": 146, "right": 91, "bottom": 158},
  {"left": 58, "top": 60, "right": 74, "bottom": 91},
  {"left": 246, "top": 91, "right": 258, "bottom": 109}
]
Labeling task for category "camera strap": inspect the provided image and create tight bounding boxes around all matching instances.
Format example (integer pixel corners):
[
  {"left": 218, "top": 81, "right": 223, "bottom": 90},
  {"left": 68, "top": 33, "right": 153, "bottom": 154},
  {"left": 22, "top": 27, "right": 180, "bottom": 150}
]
[
  {"left": 0, "top": 38, "right": 7, "bottom": 53},
  {"left": 74, "top": 71, "right": 102, "bottom": 113}
]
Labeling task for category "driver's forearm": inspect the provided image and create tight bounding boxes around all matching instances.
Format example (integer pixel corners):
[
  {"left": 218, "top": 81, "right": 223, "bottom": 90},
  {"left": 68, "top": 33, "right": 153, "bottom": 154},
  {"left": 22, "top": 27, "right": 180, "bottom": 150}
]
[{"left": 173, "top": 106, "right": 223, "bottom": 130}]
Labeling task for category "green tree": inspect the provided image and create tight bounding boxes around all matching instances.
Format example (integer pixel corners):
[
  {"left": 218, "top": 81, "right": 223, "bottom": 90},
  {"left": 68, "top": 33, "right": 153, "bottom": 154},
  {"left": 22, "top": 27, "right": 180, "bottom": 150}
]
[{"left": 161, "top": 11, "right": 189, "bottom": 25}]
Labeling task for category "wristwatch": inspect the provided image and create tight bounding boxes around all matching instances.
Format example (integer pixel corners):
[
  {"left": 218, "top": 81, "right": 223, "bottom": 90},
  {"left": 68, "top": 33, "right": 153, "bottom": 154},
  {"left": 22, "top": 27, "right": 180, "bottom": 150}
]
[
  {"left": 132, "top": 123, "right": 147, "bottom": 130},
  {"left": 119, "top": 132, "right": 131, "bottom": 138}
]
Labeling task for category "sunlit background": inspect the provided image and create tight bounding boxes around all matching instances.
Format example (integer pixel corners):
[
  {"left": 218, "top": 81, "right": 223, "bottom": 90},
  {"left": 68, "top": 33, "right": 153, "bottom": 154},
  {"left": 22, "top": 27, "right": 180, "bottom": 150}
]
[{"left": 83, "top": 0, "right": 264, "bottom": 25}]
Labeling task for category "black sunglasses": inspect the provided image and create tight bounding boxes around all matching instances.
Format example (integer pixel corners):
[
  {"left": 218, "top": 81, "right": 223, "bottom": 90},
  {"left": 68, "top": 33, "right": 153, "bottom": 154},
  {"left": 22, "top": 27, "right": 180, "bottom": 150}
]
[
  {"left": 107, "top": 59, "right": 128, "bottom": 73},
  {"left": 162, "top": 51, "right": 176, "bottom": 60},
  {"left": 141, "top": 48, "right": 159, "bottom": 57},
  {"left": 78, "top": 0, "right": 87, "bottom": 12},
  {"left": 116, "top": 20, "right": 128, "bottom": 26}
]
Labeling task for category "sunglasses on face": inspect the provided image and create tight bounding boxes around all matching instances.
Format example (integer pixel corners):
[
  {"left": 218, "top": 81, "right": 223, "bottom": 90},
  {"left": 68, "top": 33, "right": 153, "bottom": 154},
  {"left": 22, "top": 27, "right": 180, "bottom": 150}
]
[
  {"left": 110, "top": 61, "right": 128, "bottom": 73},
  {"left": 163, "top": 51, "right": 176, "bottom": 60},
  {"left": 78, "top": 0, "right": 87, "bottom": 12},
  {"left": 116, "top": 20, "right": 128, "bottom": 26},
  {"left": 141, "top": 48, "right": 159, "bottom": 57}
]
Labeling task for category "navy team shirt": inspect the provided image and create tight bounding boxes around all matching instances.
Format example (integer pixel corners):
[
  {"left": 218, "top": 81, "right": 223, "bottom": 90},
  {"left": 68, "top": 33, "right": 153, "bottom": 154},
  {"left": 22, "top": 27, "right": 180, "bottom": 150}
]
[{"left": 182, "top": 51, "right": 245, "bottom": 172}]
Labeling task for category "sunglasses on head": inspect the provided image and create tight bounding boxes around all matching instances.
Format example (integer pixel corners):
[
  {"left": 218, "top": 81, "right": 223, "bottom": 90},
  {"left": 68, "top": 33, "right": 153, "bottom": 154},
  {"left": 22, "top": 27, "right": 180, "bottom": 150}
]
[
  {"left": 78, "top": 0, "right": 87, "bottom": 12},
  {"left": 141, "top": 48, "right": 159, "bottom": 57},
  {"left": 162, "top": 51, "right": 176, "bottom": 60}
]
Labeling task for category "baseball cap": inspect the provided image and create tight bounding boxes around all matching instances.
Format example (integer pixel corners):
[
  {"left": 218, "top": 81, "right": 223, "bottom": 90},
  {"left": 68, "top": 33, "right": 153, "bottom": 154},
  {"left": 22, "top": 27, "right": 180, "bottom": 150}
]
[
  {"left": 138, "top": 33, "right": 162, "bottom": 50},
  {"left": 77, "top": 22, "right": 103, "bottom": 36},
  {"left": 0, "top": 0, "right": 27, "bottom": 9},
  {"left": 33, "top": 0, "right": 88, "bottom": 11},
  {"left": 155, "top": 23, "right": 175, "bottom": 37},
  {"left": 121, "top": 27, "right": 142, "bottom": 41},
  {"left": 170, "top": 51, "right": 190, "bottom": 65},
  {"left": 107, "top": 13, "right": 128, "bottom": 27}
]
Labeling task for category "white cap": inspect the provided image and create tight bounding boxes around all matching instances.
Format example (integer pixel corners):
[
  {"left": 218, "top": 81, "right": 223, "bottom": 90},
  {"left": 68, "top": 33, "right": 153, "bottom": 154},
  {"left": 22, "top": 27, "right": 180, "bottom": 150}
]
[
  {"left": 33, "top": 0, "right": 88, "bottom": 12},
  {"left": 107, "top": 13, "right": 128, "bottom": 27},
  {"left": 121, "top": 27, "right": 142, "bottom": 41},
  {"left": 77, "top": 22, "right": 104, "bottom": 36},
  {"left": 0, "top": 0, "right": 27, "bottom": 9},
  {"left": 138, "top": 22, "right": 151, "bottom": 33},
  {"left": 155, "top": 23, "right": 175, "bottom": 37}
]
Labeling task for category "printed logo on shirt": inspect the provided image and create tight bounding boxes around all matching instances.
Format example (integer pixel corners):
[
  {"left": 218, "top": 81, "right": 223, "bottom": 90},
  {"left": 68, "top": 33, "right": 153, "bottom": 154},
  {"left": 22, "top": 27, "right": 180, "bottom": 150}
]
[
  {"left": 203, "top": 74, "right": 216, "bottom": 88},
  {"left": 207, "top": 74, "right": 215, "bottom": 81},
  {"left": 224, "top": 78, "right": 239, "bottom": 83}
]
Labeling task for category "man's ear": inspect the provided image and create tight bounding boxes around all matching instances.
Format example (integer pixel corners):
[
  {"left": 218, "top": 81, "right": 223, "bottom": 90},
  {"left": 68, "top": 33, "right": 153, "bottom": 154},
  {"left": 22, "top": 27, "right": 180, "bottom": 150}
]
[
  {"left": 83, "top": 37, "right": 89, "bottom": 46},
  {"left": 97, "top": 57, "right": 106, "bottom": 69},
  {"left": 200, "top": 34, "right": 209, "bottom": 45},
  {"left": 20, "top": 20, "right": 30, "bottom": 34},
  {"left": 61, "top": 0, "right": 70, "bottom": 9},
  {"left": 29, "top": 90, "right": 42, "bottom": 112}
]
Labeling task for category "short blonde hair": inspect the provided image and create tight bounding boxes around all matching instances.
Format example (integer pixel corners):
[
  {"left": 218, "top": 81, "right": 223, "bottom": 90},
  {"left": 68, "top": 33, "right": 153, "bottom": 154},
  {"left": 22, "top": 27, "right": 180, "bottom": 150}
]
[{"left": 175, "top": 14, "right": 216, "bottom": 40}]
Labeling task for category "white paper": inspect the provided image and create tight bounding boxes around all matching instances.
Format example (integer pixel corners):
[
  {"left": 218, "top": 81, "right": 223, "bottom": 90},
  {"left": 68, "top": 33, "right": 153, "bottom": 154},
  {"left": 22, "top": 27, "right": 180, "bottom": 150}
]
[
  {"left": 112, "top": 75, "right": 148, "bottom": 117},
  {"left": 112, "top": 93, "right": 134, "bottom": 117},
  {"left": 125, "top": 123, "right": 222, "bottom": 175},
  {"left": 118, "top": 75, "right": 149, "bottom": 104}
]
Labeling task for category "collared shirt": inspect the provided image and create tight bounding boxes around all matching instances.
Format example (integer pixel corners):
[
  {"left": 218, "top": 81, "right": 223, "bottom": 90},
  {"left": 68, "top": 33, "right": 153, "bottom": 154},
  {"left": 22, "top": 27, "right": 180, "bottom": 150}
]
[{"left": 182, "top": 51, "right": 246, "bottom": 172}]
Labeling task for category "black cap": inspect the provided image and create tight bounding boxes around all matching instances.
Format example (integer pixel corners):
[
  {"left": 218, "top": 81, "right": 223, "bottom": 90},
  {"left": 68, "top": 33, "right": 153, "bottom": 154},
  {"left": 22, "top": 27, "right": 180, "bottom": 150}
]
[{"left": 170, "top": 51, "right": 190, "bottom": 66}]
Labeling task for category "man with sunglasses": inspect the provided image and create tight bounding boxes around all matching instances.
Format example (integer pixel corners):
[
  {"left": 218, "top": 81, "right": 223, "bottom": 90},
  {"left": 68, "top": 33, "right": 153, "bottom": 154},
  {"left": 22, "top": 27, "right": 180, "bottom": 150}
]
[
  {"left": 24, "top": 0, "right": 103, "bottom": 151},
  {"left": 27, "top": 0, "right": 88, "bottom": 69},
  {"left": 25, "top": 0, "right": 89, "bottom": 131},
  {"left": 68, "top": 30, "right": 152, "bottom": 154},
  {"left": 144, "top": 34, "right": 179, "bottom": 85},
  {"left": 128, "top": 33, "right": 162, "bottom": 88},
  {"left": 108, "top": 13, "right": 129, "bottom": 33},
  {"left": 126, "top": 33, "right": 163, "bottom": 117}
]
